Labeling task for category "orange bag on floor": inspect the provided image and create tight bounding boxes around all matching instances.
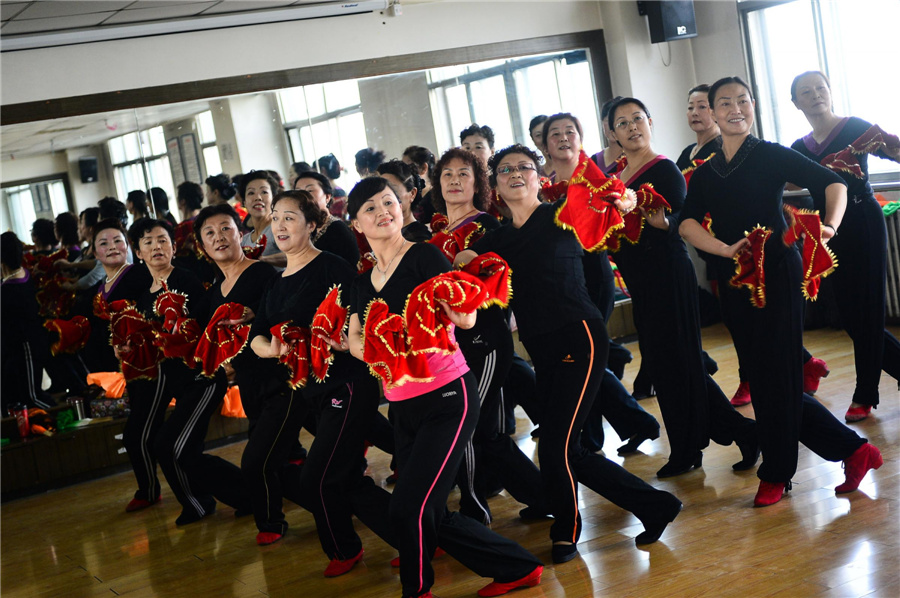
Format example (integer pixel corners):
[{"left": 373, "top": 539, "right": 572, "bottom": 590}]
[
  {"left": 85, "top": 372, "right": 126, "bottom": 399},
  {"left": 221, "top": 386, "right": 246, "bottom": 418}
]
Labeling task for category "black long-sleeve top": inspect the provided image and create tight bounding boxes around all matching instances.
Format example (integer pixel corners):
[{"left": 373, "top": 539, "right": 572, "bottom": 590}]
[
  {"left": 675, "top": 137, "right": 721, "bottom": 172},
  {"left": 251, "top": 251, "right": 364, "bottom": 396},
  {"left": 469, "top": 201, "right": 602, "bottom": 342},
  {"left": 315, "top": 219, "right": 360, "bottom": 268},
  {"left": 791, "top": 116, "right": 898, "bottom": 213},
  {"left": 84, "top": 264, "right": 152, "bottom": 373},
  {"left": 681, "top": 136, "right": 845, "bottom": 279}
]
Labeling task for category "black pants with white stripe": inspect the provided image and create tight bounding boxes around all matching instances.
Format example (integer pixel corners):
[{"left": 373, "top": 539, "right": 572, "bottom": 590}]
[
  {"left": 455, "top": 308, "right": 545, "bottom": 524},
  {"left": 143, "top": 362, "right": 248, "bottom": 520},
  {"left": 2, "top": 340, "right": 55, "bottom": 414}
]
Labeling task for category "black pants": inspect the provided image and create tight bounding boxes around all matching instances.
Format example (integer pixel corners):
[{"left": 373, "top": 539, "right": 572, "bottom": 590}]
[
  {"left": 581, "top": 368, "right": 660, "bottom": 451},
  {"left": 240, "top": 385, "right": 308, "bottom": 535},
  {"left": 296, "top": 377, "right": 395, "bottom": 560},
  {"left": 390, "top": 374, "right": 541, "bottom": 598},
  {"left": 828, "top": 195, "right": 900, "bottom": 406},
  {"left": 501, "top": 352, "right": 540, "bottom": 431},
  {"left": 2, "top": 340, "right": 54, "bottom": 415},
  {"left": 148, "top": 365, "right": 248, "bottom": 519},
  {"left": 523, "top": 319, "right": 676, "bottom": 544},
  {"left": 718, "top": 246, "right": 865, "bottom": 482},
  {"left": 124, "top": 375, "right": 170, "bottom": 502}
]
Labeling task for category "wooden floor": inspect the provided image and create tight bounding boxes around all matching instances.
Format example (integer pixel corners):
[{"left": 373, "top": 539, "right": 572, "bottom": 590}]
[{"left": 2, "top": 323, "right": 898, "bottom": 598}]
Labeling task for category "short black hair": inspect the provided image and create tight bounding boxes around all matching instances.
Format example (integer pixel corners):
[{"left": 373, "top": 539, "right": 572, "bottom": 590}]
[
  {"left": 291, "top": 162, "right": 313, "bottom": 175},
  {"left": 293, "top": 170, "right": 334, "bottom": 196},
  {"left": 126, "top": 190, "right": 150, "bottom": 218},
  {"left": 1, "top": 231, "right": 24, "bottom": 270},
  {"left": 54, "top": 212, "right": 80, "bottom": 246},
  {"left": 148, "top": 187, "right": 169, "bottom": 215},
  {"left": 91, "top": 218, "right": 128, "bottom": 249},
  {"left": 98, "top": 197, "right": 128, "bottom": 227},
  {"left": 177, "top": 181, "right": 204, "bottom": 212},
  {"left": 272, "top": 190, "right": 328, "bottom": 231},
  {"left": 487, "top": 145, "right": 542, "bottom": 189},
  {"left": 80, "top": 207, "right": 100, "bottom": 230},
  {"left": 193, "top": 203, "right": 243, "bottom": 244},
  {"left": 687, "top": 84, "right": 711, "bottom": 98},
  {"left": 127, "top": 218, "right": 175, "bottom": 248},
  {"left": 31, "top": 218, "right": 57, "bottom": 246},
  {"left": 347, "top": 177, "right": 394, "bottom": 221},
  {"left": 239, "top": 169, "right": 280, "bottom": 198},
  {"left": 402, "top": 145, "right": 436, "bottom": 179},
  {"left": 430, "top": 148, "right": 491, "bottom": 214},
  {"left": 376, "top": 159, "right": 423, "bottom": 197},
  {"left": 459, "top": 123, "right": 495, "bottom": 149},
  {"left": 315, "top": 154, "right": 342, "bottom": 180},
  {"left": 708, "top": 76, "right": 754, "bottom": 107},
  {"left": 600, "top": 97, "right": 625, "bottom": 121},
  {"left": 528, "top": 115, "right": 548, "bottom": 133},
  {"left": 204, "top": 174, "right": 237, "bottom": 200},
  {"left": 355, "top": 148, "right": 386, "bottom": 174},
  {"left": 606, "top": 97, "right": 652, "bottom": 132}
]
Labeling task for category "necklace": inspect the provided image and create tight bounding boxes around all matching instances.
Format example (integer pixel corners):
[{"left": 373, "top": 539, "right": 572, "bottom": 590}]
[
  {"left": 1, "top": 268, "right": 24, "bottom": 283},
  {"left": 447, "top": 208, "right": 478, "bottom": 231},
  {"left": 105, "top": 263, "right": 127, "bottom": 283},
  {"left": 373, "top": 239, "right": 407, "bottom": 284}
]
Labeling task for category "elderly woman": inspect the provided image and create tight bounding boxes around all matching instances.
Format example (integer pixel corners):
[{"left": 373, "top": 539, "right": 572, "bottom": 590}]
[{"left": 679, "top": 76, "right": 882, "bottom": 506}]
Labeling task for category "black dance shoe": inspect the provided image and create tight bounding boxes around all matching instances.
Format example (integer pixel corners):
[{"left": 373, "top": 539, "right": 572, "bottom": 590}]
[
  {"left": 732, "top": 437, "right": 761, "bottom": 471},
  {"left": 551, "top": 543, "right": 579, "bottom": 564},
  {"left": 617, "top": 426, "right": 661, "bottom": 455},
  {"left": 656, "top": 453, "right": 703, "bottom": 478},
  {"left": 635, "top": 498, "right": 683, "bottom": 545}
]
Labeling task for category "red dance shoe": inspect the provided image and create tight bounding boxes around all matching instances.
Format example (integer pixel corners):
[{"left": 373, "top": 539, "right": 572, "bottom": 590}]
[
  {"left": 835, "top": 443, "right": 883, "bottom": 493},
  {"left": 803, "top": 357, "right": 830, "bottom": 394},
  {"left": 126, "top": 495, "right": 161, "bottom": 512},
  {"left": 477, "top": 565, "right": 543, "bottom": 597},
  {"left": 753, "top": 480, "right": 791, "bottom": 507},
  {"left": 256, "top": 532, "right": 284, "bottom": 546},
  {"left": 730, "top": 381, "right": 751, "bottom": 407},
  {"left": 324, "top": 548, "right": 364, "bottom": 577},
  {"left": 845, "top": 405, "right": 872, "bottom": 423}
]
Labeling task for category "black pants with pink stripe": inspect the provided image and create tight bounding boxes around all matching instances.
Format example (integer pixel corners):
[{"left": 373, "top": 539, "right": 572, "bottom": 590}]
[
  {"left": 390, "top": 373, "right": 541, "bottom": 598},
  {"left": 523, "top": 319, "right": 677, "bottom": 545}
]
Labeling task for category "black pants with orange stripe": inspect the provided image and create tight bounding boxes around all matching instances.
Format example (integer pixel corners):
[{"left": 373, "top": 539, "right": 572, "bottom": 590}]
[
  {"left": 390, "top": 373, "right": 541, "bottom": 598},
  {"left": 524, "top": 319, "right": 677, "bottom": 545}
]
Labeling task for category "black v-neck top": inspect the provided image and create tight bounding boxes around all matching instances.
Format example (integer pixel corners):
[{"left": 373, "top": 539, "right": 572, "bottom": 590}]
[{"left": 469, "top": 201, "right": 602, "bottom": 341}]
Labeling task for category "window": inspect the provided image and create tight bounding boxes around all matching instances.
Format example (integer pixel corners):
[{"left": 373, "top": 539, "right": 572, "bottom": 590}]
[
  {"left": 196, "top": 110, "right": 222, "bottom": 178},
  {"left": 1, "top": 178, "right": 70, "bottom": 240},
  {"left": 741, "top": 0, "right": 900, "bottom": 177},
  {"left": 107, "top": 126, "right": 175, "bottom": 205},
  {"left": 278, "top": 81, "right": 366, "bottom": 192},
  {"left": 427, "top": 51, "right": 602, "bottom": 156}
]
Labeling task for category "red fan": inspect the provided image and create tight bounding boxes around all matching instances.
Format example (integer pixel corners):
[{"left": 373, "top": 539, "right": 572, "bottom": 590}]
[
  {"left": 310, "top": 286, "right": 348, "bottom": 383},
  {"left": 44, "top": 316, "right": 90, "bottom": 355},
  {"left": 194, "top": 303, "right": 250, "bottom": 376},
  {"left": 271, "top": 322, "right": 311, "bottom": 389},
  {"left": 363, "top": 299, "right": 432, "bottom": 390}
]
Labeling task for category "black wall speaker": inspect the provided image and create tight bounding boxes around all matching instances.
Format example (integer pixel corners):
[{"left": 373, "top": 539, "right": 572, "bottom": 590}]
[
  {"left": 639, "top": 1, "right": 698, "bottom": 44},
  {"left": 79, "top": 157, "right": 98, "bottom": 183}
]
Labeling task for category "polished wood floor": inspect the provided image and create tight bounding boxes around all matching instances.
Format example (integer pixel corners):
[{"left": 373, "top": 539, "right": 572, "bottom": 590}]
[{"left": 2, "top": 323, "right": 898, "bottom": 598}]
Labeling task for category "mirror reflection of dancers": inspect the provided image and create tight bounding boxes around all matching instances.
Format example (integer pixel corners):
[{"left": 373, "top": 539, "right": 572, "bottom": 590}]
[
  {"left": 679, "top": 76, "right": 883, "bottom": 507},
  {"left": 456, "top": 144, "right": 683, "bottom": 564},
  {"left": 340, "top": 177, "right": 543, "bottom": 598},
  {"left": 789, "top": 70, "right": 900, "bottom": 423}
]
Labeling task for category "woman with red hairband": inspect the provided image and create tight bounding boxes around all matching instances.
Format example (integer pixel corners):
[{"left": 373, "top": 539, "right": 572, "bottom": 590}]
[
  {"left": 340, "top": 176, "right": 543, "bottom": 598},
  {"left": 456, "top": 144, "right": 682, "bottom": 564}
]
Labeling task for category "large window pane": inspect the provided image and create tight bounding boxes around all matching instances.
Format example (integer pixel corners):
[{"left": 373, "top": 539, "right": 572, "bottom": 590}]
[
  {"left": 3, "top": 185, "right": 36, "bottom": 240},
  {"left": 197, "top": 111, "right": 217, "bottom": 144},
  {"left": 324, "top": 80, "right": 360, "bottom": 112},
  {"left": 515, "top": 61, "right": 562, "bottom": 148},
  {"left": 305, "top": 84, "right": 327, "bottom": 119},
  {"left": 203, "top": 146, "right": 222, "bottom": 179},
  {"left": 558, "top": 61, "right": 602, "bottom": 154},
  {"left": 279, "top": 87, "right": 309, "bottom": 123},
  {"left": 470, "top": 76, "right": 514, "bottom": 148},
  {"left": 444, "top": 85, "right": 472, "bottom": 147}
]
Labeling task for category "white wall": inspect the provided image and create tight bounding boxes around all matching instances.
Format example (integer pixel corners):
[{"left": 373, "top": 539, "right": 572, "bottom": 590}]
[
  {"left": 65, "top": 147, "right": 115, "bottom": 214},
  {"left": 1, "top": 1, "right": 605, "bottom": 106},
  {"left": 0, "top": 153, "right": 68, "bottom": 184},
  {"left": 359, "top": 72, "right": 438, "bottom": 163}
]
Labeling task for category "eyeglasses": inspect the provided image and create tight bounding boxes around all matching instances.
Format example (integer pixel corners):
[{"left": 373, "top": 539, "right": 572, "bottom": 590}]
[
  {"left": 614, "top": 115, "right": 648, "bottom": 130},
  {"left": 495, "top": 163, "right": 537, "bottom": 176}
]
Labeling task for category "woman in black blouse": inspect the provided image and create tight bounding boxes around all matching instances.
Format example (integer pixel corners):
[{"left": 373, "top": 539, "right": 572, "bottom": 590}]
[
  {"left": 340, "top": 177, "right": 543, "bottom": 598},
  {"left": 675, "top": 84, "right": 721, "bottom": 172},
  {"left": 790, "top": 70, "right": 900, "bottom": 422},
  {"left": 606, "top": 97, "right": 758, "bottom": 478},
  {"left": 430, "top": 147, "right": 547, "bottom": 525},
  {"left": 247, "top": 191, "right": 393, "bottom": 576},
  {"left": 679, "top": 76, "right": 882, "bottom": 507},
  {"left": 377, "top": 160, "right": 432, "bottom": 243},
  {"left": 457, "top": 145, "right": 682, "bottom": 563},
  {"left": 293, "top": 171, "right": 361, "bottom": 267},
  {"left": 123, "top": 218, "right": 249, "bottom": 524}
]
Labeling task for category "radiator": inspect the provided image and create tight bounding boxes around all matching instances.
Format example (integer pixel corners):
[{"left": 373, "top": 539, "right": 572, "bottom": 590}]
[{"left": 886, "top": 210, "right": 900, "bottom": 320}]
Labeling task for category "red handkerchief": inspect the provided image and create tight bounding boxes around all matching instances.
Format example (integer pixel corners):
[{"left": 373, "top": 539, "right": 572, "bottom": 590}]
[
  {"left": 154, "top": 281, "right": 189, "bottom": 333},
  {"left": 553, "top": 151, "right": 627, "bottom": 252},
  {"left": 782, "top": 205, "right": 837, "bottom": 301},
  {"left": 428, "top": 221, "right": 484, "bottom": 261},
  {"left": 242, "top": 234, "right": 267, "bottom": 260},
  {"left": 821, "top": 146, "right": 863, "bottom": 178},
  {"left": 405, "top": 271, "right": 488, "bottom": 356},
  {"left": 681, "top": 155, "right": 713, "bottom": 187},
  {"left": 271, "top": 322, "right": 311, "bottom": 389},
  {"left": 363, "top": 299, "right": 432, "bottom": 390},
  {"left": 851, "top": 124, "right": 900, "bottom": 155},
  {"left": 156, "top": 318, "right": 202, "bottom": 367},
  {"left": 35, "top": 275, "right": 75, "bottom": 318},
  {"left": 608, "top": 183, "right": 672, "bottom": 251},
  {"left": 44, "top": 316, "right": 90, "bottom": 355},
  {"left": 430, "top": 213, "right": 450, "bottom": 234},
  {"left": 310, "top": 286, "right": 348, "bottom": 383},
  {"left": 110, "top": 305, "right": 162, "bottom": 382},
  {"left": 194, "top": 303, "right": 249, "bottom": 376},
  {"left": 459, "top": 252, "right": 512, "bottom": 308},
  {"left": 729, "top": 227, "right": 771, "bottom": 308}
]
